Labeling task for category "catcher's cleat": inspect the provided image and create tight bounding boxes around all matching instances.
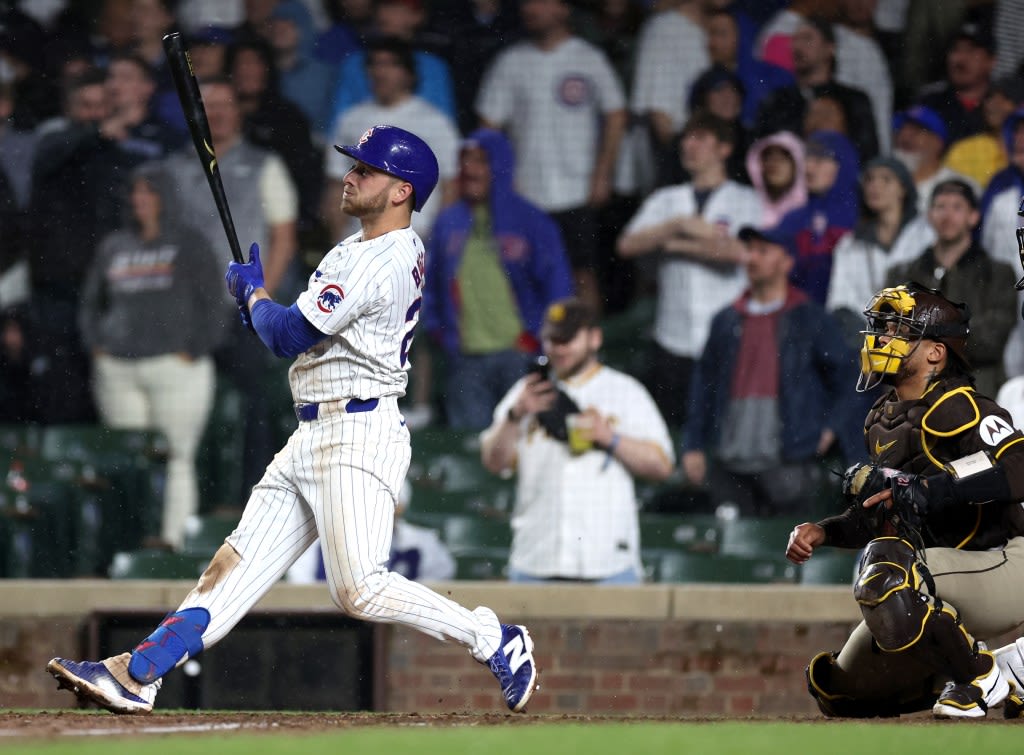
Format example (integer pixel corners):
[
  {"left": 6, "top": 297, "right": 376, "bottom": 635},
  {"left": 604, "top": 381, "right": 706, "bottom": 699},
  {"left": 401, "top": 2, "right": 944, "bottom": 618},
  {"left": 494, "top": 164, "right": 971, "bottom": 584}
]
[
  {"left": 933, "top": 650, "right": 1010, "bottom": 719},
  {"left": 993, "top": 637, "right": 1024, "bottom": 719},
  {"left": 47, "top": 656, "right": 161, "bottom": 714},
  {"left": 487, "top": 624, "right": 539, "bottom": 713}
]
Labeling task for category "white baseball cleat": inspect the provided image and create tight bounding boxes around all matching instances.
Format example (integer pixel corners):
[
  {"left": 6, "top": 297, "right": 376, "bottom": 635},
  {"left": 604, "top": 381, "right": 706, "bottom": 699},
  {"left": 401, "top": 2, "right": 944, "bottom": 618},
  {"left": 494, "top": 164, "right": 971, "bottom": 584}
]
[
  {"left": 932, "top": 650, "right": 1010, "bottom": 719},
  {"left": 993, "top": 637, "right": 1024, "bottom": 719}
]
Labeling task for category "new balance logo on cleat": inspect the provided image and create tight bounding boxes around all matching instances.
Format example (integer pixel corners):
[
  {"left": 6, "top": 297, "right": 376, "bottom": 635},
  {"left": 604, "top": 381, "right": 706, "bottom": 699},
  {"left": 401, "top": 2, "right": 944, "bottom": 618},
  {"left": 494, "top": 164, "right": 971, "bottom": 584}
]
[
  {"left": 488, "top": 624, "right": 539, "bottom": 713},
  {"left": 503, "top": 634, "right": 530, "bottom": 675}
]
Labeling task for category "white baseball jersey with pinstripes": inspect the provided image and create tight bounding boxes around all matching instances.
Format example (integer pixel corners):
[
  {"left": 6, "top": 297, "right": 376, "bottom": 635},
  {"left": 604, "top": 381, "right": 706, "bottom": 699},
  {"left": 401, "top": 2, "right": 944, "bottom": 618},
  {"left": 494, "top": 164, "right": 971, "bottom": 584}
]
[
  {"left": 292, "top": 227, "right": 423, "bottom": 402},
  {"left": 173, "top": 224, "right": 504, "bottom": 666}
]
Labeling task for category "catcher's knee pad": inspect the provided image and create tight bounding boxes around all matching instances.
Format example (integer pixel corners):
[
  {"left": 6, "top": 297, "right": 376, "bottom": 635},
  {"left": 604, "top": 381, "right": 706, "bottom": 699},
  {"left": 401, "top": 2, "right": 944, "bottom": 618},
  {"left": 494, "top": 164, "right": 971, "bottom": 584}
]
[
  {"left": 854, "top": 539, "right": 985, "bottom": 682},
  {"left": 128, "top": 607, "right": 210, "bottom": 684},
  {"left": 806, "top": 651, "right": 892, "bottom": 718},
  {"left": 853, "top": 537, "right": 931, "bottom": 651}
]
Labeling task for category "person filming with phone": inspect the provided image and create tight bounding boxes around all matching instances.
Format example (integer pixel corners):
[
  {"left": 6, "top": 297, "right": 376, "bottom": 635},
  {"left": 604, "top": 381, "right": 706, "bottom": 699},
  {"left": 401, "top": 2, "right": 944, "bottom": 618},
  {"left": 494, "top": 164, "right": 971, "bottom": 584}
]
[{"left": 480, "top": 297, "right": 675, "bottom": 583}]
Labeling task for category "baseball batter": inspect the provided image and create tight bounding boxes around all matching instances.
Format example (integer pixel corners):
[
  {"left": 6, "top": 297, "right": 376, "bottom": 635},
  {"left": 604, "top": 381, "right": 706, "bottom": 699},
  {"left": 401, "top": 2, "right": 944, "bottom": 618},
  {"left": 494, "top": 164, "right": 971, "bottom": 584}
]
[{"left": 46, "top": 125, "right": 538, "bottom": 714}]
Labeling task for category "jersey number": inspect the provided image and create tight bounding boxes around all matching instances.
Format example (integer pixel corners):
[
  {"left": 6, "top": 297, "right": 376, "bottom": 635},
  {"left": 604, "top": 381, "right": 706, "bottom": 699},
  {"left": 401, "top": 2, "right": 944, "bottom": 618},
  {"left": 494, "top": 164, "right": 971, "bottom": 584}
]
[{"left": 399, "top": 297, "right": 422, "bottom": 367}]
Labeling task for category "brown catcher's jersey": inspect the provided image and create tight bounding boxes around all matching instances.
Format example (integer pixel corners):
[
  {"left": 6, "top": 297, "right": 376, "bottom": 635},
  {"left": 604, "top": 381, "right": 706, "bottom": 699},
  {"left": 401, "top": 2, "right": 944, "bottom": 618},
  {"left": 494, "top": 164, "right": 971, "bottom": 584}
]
[{"left": 862, "top": 376, "right": 1024, "bottom": 549}]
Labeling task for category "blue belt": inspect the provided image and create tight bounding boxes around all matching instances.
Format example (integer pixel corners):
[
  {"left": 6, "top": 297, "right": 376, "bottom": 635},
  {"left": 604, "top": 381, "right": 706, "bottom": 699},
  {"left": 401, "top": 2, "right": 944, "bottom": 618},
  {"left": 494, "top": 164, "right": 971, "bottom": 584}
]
[{"left": 294, "top": 398, "right": 379, "bottom": 422}]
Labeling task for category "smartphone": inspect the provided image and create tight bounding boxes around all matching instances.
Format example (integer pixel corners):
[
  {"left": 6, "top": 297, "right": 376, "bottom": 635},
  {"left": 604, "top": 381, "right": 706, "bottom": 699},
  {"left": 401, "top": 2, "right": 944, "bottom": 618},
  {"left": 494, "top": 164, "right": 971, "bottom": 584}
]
[{"left": 527, "top": 355, "right": 550, "bottom": 380}]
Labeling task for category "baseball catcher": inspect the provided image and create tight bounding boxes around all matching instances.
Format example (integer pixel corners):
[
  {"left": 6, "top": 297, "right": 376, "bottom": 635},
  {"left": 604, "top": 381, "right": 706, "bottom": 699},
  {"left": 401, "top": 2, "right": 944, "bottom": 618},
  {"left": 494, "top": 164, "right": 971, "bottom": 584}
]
[{"left": 787, "top": 282, "right": 1024, "bottom": 718}]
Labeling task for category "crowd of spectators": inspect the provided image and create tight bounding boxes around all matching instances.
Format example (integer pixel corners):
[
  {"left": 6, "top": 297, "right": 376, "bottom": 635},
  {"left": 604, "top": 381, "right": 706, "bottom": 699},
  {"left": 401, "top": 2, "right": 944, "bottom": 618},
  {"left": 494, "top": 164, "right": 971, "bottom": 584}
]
[{"left": 5, "top": 0, "right": 1024, "bottom": 544}]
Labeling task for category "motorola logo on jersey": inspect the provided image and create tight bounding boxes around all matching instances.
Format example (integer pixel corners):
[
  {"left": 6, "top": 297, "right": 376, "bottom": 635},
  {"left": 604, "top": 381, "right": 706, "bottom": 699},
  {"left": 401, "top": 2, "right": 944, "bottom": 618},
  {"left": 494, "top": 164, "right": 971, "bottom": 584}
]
[
  {"left": 980, "top": 415, "right": 1015, "bottom": 447},
  {"left": 317, "top": 284, "right": 345, "bottom": 313}
]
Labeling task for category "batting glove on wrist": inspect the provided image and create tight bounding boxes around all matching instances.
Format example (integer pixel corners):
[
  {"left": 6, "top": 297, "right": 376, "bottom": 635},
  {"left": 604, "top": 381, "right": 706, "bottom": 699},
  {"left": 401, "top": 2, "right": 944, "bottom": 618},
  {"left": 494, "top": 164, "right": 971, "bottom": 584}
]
[
  {"left": 225, "top": 242, "right": 264, "bottom": 302},
  {"left": 236, "top": 297, "right": 255, "bottom": 332}
]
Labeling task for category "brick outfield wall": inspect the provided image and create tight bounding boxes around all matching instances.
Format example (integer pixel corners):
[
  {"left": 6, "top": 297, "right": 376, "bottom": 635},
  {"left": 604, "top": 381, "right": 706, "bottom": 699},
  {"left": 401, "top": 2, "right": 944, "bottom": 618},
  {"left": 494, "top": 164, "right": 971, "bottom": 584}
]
[
  {"left": 2, "top": 615, "right": 857, "bottom": 715},
  {"left": 3, "top": 582, "right": 1021, "bottom": 716},
  {"left": 383, "top": 620, "right": 857, "bottom": 716}
]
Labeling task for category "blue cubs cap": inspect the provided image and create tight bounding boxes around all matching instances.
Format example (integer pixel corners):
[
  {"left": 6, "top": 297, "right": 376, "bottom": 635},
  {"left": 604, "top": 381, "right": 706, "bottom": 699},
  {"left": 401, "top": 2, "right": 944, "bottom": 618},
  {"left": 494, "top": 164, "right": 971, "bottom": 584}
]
[
  {"left": 334, "top": 124, "right": 439, "bottom": 212},
  {"left": 738, "top": 226, "right": 797, "bottom": 257},
  {"left": 893, "top": 105, "right": 949, "bottom": 146}
]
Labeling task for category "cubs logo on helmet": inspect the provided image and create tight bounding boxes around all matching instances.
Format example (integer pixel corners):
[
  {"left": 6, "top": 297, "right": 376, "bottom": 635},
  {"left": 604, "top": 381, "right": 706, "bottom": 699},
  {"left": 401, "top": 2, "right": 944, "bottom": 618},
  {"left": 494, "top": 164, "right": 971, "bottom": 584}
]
[{"left": 317, "top": 284, "right": 345, "bottom": 313}]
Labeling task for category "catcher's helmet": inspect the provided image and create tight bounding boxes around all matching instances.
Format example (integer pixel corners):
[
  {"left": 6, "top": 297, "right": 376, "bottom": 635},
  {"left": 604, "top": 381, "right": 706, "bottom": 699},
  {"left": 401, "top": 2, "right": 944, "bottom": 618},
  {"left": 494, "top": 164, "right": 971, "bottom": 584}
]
[
  {"left": 857, "top": 282, "right": 971, "bottom": 391},
  {"left": 334, "top": 124, "right": 439, "bottom": 212}
]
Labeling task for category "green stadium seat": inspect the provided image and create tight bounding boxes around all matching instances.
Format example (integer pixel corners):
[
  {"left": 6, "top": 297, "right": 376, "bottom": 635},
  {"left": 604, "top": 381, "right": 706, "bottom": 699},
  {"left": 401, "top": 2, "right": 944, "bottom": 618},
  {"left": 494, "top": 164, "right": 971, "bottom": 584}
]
[
  {"left": 0, "top": 424, "right": 41, "bottom": 461},
  {"left": 442, "top": 514, "right": 512, "bottom": 552},
  {"left": 408, "top": 483, "right": 515, "bottom": 519},
  {"left": 40, "top": 425, "right": 168, "bottom": 555},
  {"left": 408, "top": 428, "right": 492, "bottom": 490},
  {"left": 181, "top": 513, "right": 240, "bottom": 558},
  {"left": 647, "top": 549, "right": 799, "bottom": 584},
  {"left": 800, "top": 550, "right": 862, "bottom": 586},
  {"left": 718, "top": 518, "right": 795, "bottom": 557},
  {"left": 0, "top": 456, "right": 88, "bottom": 578},
  {"left": 108, "top": 549, "right": 209, "bottom": 579},
  {"left": 639, "top": 514, "right": 722, "bottom": 553},
  {"left": 453, "top": 547, "right": 509, "bottom": 580}
]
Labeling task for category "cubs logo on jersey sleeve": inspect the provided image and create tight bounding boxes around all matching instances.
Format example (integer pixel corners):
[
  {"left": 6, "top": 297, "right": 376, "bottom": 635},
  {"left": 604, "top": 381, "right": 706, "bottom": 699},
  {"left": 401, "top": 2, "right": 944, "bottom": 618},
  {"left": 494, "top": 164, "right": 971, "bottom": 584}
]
[
  {"left": 297, "top": 249, "right": 368, "bottom": 335},
  {"left": 317, "top": 284, "right": 345, "bottom": 313}
]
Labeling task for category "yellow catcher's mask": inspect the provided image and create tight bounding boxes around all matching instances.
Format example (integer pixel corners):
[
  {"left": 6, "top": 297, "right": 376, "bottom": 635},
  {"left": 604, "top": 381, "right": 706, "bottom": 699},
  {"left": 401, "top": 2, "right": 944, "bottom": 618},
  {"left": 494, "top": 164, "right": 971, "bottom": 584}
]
[{"left": 857, "top": 283, "right": 971, "bottom": 392}]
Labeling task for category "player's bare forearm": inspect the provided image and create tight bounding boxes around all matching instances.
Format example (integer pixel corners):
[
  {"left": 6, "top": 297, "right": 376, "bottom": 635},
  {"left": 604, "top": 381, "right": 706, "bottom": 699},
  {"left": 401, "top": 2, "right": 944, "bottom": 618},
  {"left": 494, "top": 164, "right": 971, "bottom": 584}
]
[{"left": 247, "top": 288, "right": 271, "bottom": 309}]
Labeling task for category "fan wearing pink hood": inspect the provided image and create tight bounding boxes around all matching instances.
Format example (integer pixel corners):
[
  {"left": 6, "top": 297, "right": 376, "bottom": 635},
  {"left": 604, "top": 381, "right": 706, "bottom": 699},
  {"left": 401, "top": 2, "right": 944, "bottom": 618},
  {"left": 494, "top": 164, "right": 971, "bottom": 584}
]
[{"left": 745, "top": 131, "right": 807, "bottom": 230}]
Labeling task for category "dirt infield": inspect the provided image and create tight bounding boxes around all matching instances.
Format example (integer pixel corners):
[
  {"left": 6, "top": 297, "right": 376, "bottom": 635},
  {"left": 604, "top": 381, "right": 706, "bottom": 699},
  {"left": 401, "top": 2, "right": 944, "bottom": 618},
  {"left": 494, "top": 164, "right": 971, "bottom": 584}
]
[
  {"left": 10, "top": 708, "right": 1016, "bottom": 739},
  {"left": 0, "top": 710, "right": 830, "bottom": 738}
]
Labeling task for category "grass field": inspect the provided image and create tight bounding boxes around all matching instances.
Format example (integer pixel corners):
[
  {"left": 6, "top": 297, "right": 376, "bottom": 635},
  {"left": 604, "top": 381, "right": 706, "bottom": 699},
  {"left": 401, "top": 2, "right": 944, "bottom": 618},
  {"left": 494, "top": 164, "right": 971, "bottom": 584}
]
[{"left": 5, "top": 715, "right": 1024, "bottom": 755}]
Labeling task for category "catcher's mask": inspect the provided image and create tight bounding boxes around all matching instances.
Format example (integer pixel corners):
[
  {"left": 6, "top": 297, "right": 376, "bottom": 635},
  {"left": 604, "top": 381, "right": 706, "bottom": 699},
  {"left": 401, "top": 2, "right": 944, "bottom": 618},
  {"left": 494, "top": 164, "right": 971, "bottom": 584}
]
[{"left": 857, "top": 282, "right": 971, "bottom": 392}]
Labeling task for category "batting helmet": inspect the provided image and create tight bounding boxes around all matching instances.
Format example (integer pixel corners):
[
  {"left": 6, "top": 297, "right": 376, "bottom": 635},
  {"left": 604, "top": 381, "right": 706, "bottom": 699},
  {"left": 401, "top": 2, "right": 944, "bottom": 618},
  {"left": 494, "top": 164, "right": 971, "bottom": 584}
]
[
  {"left": 334, "top": 125, "right": 439, "bottom": 212},
  {"left": 858, "top": 282, "right": 971, "bottom": 391}
]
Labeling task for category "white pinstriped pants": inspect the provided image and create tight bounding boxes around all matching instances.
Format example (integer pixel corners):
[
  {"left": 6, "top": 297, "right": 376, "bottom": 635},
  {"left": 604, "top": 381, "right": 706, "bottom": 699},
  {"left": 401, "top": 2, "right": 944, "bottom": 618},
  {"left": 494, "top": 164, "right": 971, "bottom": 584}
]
[{"left": 176, "top": 396, "right": 503, "bottom": 662}]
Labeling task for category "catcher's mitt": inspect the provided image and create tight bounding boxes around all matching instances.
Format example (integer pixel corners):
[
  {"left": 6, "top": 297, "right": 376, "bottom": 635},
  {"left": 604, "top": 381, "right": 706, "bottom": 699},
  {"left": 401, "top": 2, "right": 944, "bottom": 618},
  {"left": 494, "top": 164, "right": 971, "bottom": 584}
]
[
  {"left": 535, "top": 389, "right": 581, "bottom": 442},
  {"left": 840, "top": 462, "right": 902, "bottom": 537},
  {"left": 885, "top": 471, "right": 929, "bottom": 545}
]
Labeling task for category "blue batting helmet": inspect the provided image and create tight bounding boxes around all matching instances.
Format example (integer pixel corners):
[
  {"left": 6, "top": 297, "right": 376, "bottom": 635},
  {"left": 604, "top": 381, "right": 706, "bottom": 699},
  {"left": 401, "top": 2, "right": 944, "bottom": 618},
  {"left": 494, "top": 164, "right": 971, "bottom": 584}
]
[{"left": 334, "top": 125, "right": 439, "bottom": 212}]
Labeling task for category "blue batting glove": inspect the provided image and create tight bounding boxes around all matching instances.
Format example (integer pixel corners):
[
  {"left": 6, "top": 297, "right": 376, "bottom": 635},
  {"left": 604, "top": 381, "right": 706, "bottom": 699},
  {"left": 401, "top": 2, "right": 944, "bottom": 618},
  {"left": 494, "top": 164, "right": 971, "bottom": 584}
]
[{"left": 225, "top": 242, "right": 265, "bottom": 302}]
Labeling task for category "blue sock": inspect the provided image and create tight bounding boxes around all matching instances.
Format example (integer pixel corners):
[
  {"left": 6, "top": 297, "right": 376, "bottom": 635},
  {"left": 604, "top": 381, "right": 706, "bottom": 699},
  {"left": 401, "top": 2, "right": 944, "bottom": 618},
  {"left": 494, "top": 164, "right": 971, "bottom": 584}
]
[{"left": 128, "top": 607, "right": 210, "bottom": 684}]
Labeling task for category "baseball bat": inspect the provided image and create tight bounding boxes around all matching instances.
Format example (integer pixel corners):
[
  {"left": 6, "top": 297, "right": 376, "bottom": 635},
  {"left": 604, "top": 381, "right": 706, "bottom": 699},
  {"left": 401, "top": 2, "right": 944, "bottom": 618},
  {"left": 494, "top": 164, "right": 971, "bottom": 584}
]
[{"left": 162, "top": 31, "right": 244, "bottom": 263}]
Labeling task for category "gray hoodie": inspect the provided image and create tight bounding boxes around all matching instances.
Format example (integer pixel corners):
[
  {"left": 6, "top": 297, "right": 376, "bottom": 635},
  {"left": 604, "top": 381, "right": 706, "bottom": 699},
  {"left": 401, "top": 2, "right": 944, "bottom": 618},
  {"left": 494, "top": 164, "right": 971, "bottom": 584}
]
[{"left": 78, "top": 161, "right": 227, "bottom": 358}]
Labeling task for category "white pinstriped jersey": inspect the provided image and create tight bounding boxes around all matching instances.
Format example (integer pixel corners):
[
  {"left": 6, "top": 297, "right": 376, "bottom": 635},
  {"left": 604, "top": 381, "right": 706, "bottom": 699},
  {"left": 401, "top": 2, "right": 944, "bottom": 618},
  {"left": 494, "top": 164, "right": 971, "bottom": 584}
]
[{"left": 292, "top": 226, "right": 425, "bottom": 403}]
